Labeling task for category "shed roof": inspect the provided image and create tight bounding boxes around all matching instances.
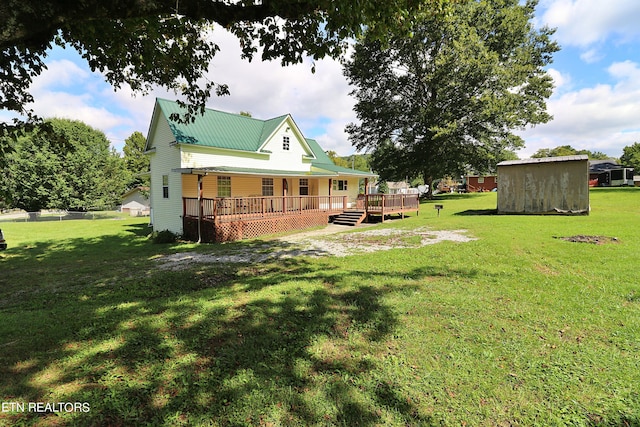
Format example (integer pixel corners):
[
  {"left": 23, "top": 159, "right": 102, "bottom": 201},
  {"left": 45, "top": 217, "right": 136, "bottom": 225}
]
[{"left": 498, "top": 155, "right": 588, "bottom": 167}]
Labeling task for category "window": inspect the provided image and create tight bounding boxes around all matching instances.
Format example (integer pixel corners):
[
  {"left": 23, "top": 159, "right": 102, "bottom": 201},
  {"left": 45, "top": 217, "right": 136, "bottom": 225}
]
[
  {"left": 477, "top": 177, "right": 485, "bottom": 184},
  {"left": 262, "top": 178, "right": 274, "bottom": 196},
  {"left": 299, "top": 178, "right": 309, "bottom": 195},
  {"left": 611, "top": 169, "right": 623, "bottom": 180},
  {"left": 217, "top": 176, "right": 231, "bottom": 197},
  {"left": 283, "top": 136, "right": 290, "bottom": 151},
  {"left": 162, "top": 175, "right": 169, "bottom": 198},
  {"left": 332, "top": 180, "right": 348, "bottom": 191}
]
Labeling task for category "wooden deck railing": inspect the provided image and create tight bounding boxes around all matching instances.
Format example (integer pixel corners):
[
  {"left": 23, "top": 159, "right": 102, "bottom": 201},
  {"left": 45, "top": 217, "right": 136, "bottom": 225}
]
[
  {"left": 184, "top": 193, "right": 420, "bottom": 224},
  {"left": 183, "top": 195, "right": 348, "bottom": 223},
  {"left": 357, "top": 194, "right": 420, "bottom": 215}
]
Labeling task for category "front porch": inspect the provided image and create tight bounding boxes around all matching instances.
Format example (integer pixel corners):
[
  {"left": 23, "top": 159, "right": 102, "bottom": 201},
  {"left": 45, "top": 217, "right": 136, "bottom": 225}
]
[{"left": 182, "top": 194, "right": 419, "bottom": 242}]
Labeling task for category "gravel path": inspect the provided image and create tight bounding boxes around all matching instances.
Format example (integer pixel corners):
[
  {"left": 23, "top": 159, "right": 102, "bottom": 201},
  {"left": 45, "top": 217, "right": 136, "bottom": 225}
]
[{"left": 157, "top": 224, "right": 476, "bottom": 270}]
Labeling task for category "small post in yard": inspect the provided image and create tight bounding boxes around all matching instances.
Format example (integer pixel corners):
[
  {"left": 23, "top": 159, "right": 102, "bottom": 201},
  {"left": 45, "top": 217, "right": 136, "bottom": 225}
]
[{"left": 434, "top": 204, "right": 443, "bottom": 217}]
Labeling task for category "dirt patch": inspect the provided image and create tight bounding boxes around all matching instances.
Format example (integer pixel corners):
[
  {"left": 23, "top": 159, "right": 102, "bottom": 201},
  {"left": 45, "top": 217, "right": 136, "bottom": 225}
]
[
  {"left": 157, "top": 225, "right": 476, "bottom": 270},
  {"left": 553, "top": 235, "right": 620, "bottom": 244}
]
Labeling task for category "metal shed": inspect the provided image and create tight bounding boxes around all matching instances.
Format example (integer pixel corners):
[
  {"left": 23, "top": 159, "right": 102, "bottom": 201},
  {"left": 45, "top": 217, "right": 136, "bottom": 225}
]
[{"left": 497, "top": 155, "right": 589, "bottom": 215}]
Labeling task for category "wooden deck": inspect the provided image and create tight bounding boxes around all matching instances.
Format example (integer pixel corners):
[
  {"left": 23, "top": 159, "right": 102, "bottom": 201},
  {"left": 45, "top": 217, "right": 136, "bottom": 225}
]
[
  {"left": 357, "top": 194, "right": 420, "bottom": 221},
  {"left": 184, "top": 195, "right": 348, "bottom": 223},
  {"left": 182, "top": 194, "right": 419, "bottom": 242}
]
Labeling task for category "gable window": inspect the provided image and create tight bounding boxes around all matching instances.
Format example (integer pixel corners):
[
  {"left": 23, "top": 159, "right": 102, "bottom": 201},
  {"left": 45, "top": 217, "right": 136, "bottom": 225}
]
[
  {"left": 162, "top": 175, "right": 169, "bottom": 198},
  {"left": 217, "top": 176, "right": 231, "bottom": 197},
  {"left": 333, "top": 180, "right": 348, "bottom": 191},
  {"left": 299, "top": 179, "right": 309, "bottom": 195},
  {"left": 283, "top": 136, "right": 290, "bottom": 151},
  {"left": 262, "top": 178, "right": 274, "bottom": 196}
]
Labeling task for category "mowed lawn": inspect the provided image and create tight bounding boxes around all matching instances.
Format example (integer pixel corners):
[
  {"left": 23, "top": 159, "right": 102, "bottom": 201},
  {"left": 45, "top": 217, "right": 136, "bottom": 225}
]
[{"left": 1, "top": 188, "right": 639, "bottom": 426}]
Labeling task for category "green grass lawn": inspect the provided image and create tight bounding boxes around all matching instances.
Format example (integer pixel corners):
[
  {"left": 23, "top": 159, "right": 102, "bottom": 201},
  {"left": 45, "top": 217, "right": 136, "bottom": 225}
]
[{"left": 1, "top": 188, "right": 639, "bottom": 426}]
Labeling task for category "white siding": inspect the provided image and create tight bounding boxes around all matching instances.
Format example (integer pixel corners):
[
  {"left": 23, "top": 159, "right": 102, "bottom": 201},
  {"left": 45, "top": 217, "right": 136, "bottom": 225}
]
[
  {"left": 260, "top": 120, "right": 313, "bottom": 171},
  {"left": 181, "top": 145, "right": 273, "bottom": 170},
  {"left": 148, "top": 115, "right": 184, "bottom": 234}
]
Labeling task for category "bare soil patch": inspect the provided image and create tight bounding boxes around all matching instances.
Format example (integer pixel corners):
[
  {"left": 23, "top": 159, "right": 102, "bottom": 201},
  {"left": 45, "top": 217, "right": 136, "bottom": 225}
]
[
  {"left": 157, "top": 225, "right": 476, "bottom": 270},
  {"left": 553, "top": 235, "right": 620, "bottom": 244}
]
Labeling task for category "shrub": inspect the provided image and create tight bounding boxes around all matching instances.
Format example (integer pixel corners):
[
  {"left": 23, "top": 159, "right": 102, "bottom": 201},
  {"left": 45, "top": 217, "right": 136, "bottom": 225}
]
[{"left": 151, "top": 229, "right": 178, "bottom": 244}]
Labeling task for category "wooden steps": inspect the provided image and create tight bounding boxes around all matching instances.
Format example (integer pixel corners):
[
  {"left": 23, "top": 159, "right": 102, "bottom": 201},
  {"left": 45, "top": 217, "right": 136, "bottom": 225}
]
[{"left": 332, "top": 210, "right": 366, "bottom": 226}]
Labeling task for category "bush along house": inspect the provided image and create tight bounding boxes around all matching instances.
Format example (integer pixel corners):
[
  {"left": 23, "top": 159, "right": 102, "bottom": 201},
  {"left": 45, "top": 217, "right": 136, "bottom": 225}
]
[{"left": 144, "top": 99, "right": 418, "bottom": 242}]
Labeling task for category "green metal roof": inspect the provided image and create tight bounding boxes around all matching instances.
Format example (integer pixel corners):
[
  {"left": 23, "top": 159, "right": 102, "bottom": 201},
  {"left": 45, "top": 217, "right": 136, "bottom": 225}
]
[
  {"left": 312, "top": 163, "right": 376, "bottom": 177},
  {"left": 155, "top": 98, "right": 376, "bottom": 178},
  {"left": 156, "top": 98, "right": 288, "bottom": 152}
]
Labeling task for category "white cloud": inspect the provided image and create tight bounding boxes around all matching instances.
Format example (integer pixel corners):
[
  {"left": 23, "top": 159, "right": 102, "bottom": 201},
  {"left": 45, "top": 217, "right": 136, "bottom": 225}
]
[
  {"left": 579, "top": 48, "right": 603, "bottom": 63},
  {"left": 540, "top": 0, "right": 640, "bottom": 47},
  {"left": 519, "top": 60, "right": 640, "bottom": 158},
  {"left": 547, "top": 68, "right": 571, "bottom": 92},
  {"left": 204, "top": 26, "right": 357, "bottom": 148},
  {"left": 30, "top": 59, "right": 90, "bottom": 91}
]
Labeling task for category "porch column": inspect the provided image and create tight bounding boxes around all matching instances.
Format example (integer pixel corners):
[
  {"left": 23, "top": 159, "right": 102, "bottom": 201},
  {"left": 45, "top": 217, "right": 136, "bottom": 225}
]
[
  {"left": 197, "top": 174, "right": 204, "bottom": 243},
  {"left": 364, "top": 177, "right": 369, "bottom": 195}
]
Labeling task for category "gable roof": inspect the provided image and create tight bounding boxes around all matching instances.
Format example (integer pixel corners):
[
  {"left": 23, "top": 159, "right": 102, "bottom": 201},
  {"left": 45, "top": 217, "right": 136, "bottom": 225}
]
[
  {"left": 151, "top": 98, "right": 376, "bottom": 178},
  {"left": 153, "top": 98, "right": 311, "bottom": 155}
]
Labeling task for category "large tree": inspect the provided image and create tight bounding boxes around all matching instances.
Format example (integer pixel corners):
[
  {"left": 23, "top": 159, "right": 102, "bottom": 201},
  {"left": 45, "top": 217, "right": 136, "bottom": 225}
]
[
  {"left": 123, "top": 131, "right": 150, "bottom": 189},
  {"left": 344, "top": 0, "right": 558, "bottom": 195},
  {"left": 619, "top": 142, "right": 640, "bottom": 171},
  {"left": 1, "top": 118, "right": 128, "bottom": 211},
  {"left": 1, "top": 0, "right": 449, "bottom": 127}
]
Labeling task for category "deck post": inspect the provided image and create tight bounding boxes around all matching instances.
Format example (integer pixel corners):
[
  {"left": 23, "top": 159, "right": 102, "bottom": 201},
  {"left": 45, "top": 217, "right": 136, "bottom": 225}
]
[
  {"left": 381, "top": 194, "right": 385, "bottom": 222},
  {"left": 343, "top": 196, "right": 347, "bottom": 211},
  {"left": 197, "top": 174, "right": 204, "bottom": 243}
]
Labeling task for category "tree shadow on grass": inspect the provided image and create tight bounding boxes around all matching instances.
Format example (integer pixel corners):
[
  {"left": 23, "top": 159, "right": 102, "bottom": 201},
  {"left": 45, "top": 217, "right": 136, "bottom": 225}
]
[
  {"left": 2, "top": 224, "right": 635, "bottom": 426},
  {"left": 1, "top": 227, "right": 446, "bottom": 425}
]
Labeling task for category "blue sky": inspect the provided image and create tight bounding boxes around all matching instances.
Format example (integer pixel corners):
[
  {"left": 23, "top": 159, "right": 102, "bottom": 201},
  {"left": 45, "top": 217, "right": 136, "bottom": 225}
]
[{"left": 1, "top": 0, "right": 639, "bottom": 159}]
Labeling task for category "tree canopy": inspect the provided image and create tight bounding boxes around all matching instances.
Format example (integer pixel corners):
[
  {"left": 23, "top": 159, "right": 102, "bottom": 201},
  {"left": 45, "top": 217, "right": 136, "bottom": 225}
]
[
  {"left": 0, "top": 118, "right": 128, "bottom": 211},
  {"left": 1, "top": 0, "right": 448, "bottom": 127},
  {"left": 123, "top": 131, "right": 150, "bottom": 189},
  {"left": 344, "top": 0, "right": 558, "bottom": 195},
  {"left": 620, "top": 142, "right": 640, "bottom": 171},
  {"left": 531, "top": 145, "right": 611, "bottom": 160}
]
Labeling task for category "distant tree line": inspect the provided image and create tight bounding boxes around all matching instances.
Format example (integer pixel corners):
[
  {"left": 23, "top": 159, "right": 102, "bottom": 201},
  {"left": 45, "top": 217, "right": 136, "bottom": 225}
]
[
  {"left": 325, "top": 151, "right": 371, "bottom": 172},
  {"left": 531, "top": 143, "right": 640, "bottom": 172},
  {"left": 531, "top": 145, "right": 610, "bottom": 160},
  {"left": 0, "top": 119, "right": 149, "bottom": 212}
]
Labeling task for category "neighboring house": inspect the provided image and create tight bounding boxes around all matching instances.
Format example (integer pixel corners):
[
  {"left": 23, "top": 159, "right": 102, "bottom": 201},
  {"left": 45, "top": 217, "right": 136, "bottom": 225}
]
[
  {"left": 387, "top": 181, "right": 410, "bottom": 194},
  {"left": 144, "top": 99, "right": 418, "bottom": 242},
  {"left": 588, "top": 160, "right": 634, "bottom": 187},
  {"left": 121, "top": 186, "right": 150, "bottom": 217},
  {"left": 465, "top": 175, "right": 497, "bottom": 192},
  {"left": 497, "top": 155, "right": 589, "bottom": 215},
  {"left": 634, "top": 175, "right": 640, "bottom": 187}
]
